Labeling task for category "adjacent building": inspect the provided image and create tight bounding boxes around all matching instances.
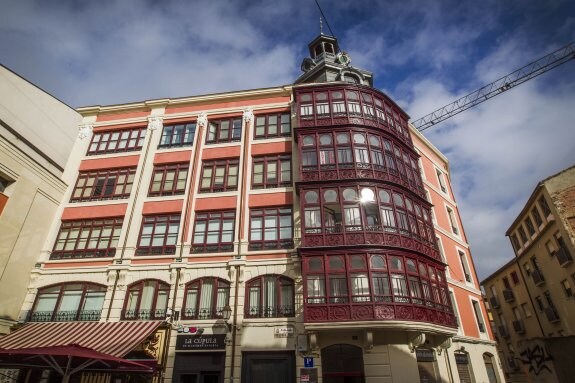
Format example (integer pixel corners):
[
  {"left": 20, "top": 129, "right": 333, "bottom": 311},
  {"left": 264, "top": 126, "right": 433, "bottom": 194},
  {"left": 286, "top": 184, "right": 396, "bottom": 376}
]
[
  {"left": 0, "top": 34, "right": 503, "bottom": 383},
  {"left": 0, "top": 65, "right": 80, "bottom": 335},
  {"left": 482, "top": 165, "right": 575, "bottom": 383}
]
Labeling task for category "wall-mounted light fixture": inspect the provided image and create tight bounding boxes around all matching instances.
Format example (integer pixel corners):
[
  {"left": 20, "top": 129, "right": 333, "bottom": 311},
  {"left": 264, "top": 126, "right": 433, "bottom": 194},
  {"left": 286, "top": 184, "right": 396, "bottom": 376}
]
[{"left": 222, "top": 305, "right": 239, "bottom": 332}]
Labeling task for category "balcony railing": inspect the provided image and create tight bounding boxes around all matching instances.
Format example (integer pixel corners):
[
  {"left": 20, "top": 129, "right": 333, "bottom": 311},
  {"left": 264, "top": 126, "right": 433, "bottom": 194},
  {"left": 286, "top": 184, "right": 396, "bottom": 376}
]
[
  {"left": 135, "top": 245, "right": 177, "bottom": 256},
  {"left": 122, "top": 309, "right": 167, "bottom": 321},
  {"left": 503, "top": 289, "right": 515, "bottom": 302},
  {"left": 182, "top": 306, "right": 225, "bottom": 320},
  {"left": 531, "top": 269, "right": 545, "bottom": 286},
  {"left": 190, "top": 243, "right": 234, "bottom": 254},
  {"left": 512, "top": 319, "right": 526, "bottom": 334},
  {"left": 50, "top": 248, "right": 116, "bottom": 260},
  {"left": 248, "top": 239, "right": 294, "bottom": 251},
  {"left": 498, "top": 324, "right": 510, "bottom": 338},
  {"left": 544, "top": 307, "right": 560, "bottom": 323},
  {"left": 489, "top": 296, "right": 500, "bottom": 309},
  {"left": 556, "top": 247, "right": 573, "bottom": 267},
  {"left": 29, "top": 310, "right": 102, "bottom": 322},
  {"left": 245, "top": 305, "right": 295, "bottom": 318}
]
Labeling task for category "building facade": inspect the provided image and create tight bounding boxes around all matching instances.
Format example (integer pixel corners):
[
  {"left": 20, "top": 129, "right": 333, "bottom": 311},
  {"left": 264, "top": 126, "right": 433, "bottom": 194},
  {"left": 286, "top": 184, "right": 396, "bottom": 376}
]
[
  {"left": 1, "top": 35, "right": 502, "bottom": 383},
  {"left": 0, "top": 65, "right": 80, "bottom": 335},
  {"left": 482, "top": 165, "right": 575, "bottom": 383}
]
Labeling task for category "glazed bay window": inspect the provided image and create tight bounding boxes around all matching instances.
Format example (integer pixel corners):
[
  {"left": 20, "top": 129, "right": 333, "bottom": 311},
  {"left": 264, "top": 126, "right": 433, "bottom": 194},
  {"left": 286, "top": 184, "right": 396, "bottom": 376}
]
[
  {"left": 200, "top": 159, "right": 239, "bottom": 193},
  {"left": 254, "top": 113, "right": 291, "bottom": 139},
  {"left": 88, "top": 128, "right": 146, "bottom": 155},
  {"left": 123, "top": 280, "right": 169, "bottom": 320},
  {"left": 136, "top": 214, "right": 180, "bottom": 255},
  {"left": 252, "top": 155, "right": 291, "bottom": 189},
  {"left": 183, "top": 278, "right": 230, "bottom": 320},
  {"left": 249, "top": 207, "right": 293, "bottom": 250},
  {"left": 206, "top": 117, "right": 242, "bottom": 144},
  {"left": 149, "top": 162, "right": 189, "bottom": 196},
  {"left": 245, "top": 275, "right": 295, "bottom": 318},
  {"left": 159, "top": 122, "right": 196, "bottom": 148},
  {"left": 191, "top": 211, "right": 235, "bottom": 253},
  {"left": 70, "top": 167, "right": 135, "bottom": 202},
  {"left": 51, "top": 218, "right": 123, "bottom": 260},
  {"left": 30, "top": 283, "right": 106, "bottom": 322}
]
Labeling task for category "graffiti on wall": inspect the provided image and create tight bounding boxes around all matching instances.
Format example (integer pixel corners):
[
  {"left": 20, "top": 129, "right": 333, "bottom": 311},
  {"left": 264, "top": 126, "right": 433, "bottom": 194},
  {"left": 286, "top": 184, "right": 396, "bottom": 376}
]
[{"left": 520, "top": 344, "right": 552, "bottom": 375}]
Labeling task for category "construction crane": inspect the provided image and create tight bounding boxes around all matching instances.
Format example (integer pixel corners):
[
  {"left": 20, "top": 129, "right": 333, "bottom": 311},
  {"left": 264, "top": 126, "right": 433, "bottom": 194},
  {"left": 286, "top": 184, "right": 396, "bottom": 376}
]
[{"left": 411, "top": 41, "right": 575, "bottom": 132}]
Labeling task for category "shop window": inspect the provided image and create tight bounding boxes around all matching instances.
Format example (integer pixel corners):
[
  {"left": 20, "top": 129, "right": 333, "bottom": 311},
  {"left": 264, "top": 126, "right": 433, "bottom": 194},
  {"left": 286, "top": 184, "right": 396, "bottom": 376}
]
[
  {"left": 123, "top": 279, "right": 170, "bottom": 320},
  {"left": 254, "top": 113, "right": 290, "bottom": 139},
  {"left": 183, "top": 278, "right": 230, "bottom": 320},
  {"left": 51, "top": 218, "right": 123, "bottom": 260},
  {"left": 136, "top": 214, "right": 180, "bottom": 255},
  {"left": 249, "top": 207, "right": 293, "bottom": 250},
  {"left": 71, "top": 167, "right": 136, "bottom": 202},
  {"left": 252, "top": 155, "right": 291, "bottom": 189},
  {"left": 200, "top": 159, "right": 239, "bottom": 193},
  {"left": 206, "top": 117, "right": 242, "bottom": 144},
  {"left": 88, "top": 128, "right": 146, "bottom": 155},
  {"left": 245, "top": 275, "right": 294, "bottom": 318},
  {"left": 159, "top": 123, "right": 196, "bottom": 148},
  {"left": 148, "top": 163, "right": 188, "bottom": 197},
  {"left": 191, "top": 211, "right": 235, "bottom": 253},
  {"left": 30, "top": 283, "right": 106, "bottom": 322}
]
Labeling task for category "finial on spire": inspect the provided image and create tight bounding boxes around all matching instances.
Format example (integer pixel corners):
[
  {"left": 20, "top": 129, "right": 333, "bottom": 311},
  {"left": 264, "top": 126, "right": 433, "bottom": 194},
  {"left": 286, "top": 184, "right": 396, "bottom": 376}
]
[{"left": 320, "top": 16, "right": 324, "bottom": 35}]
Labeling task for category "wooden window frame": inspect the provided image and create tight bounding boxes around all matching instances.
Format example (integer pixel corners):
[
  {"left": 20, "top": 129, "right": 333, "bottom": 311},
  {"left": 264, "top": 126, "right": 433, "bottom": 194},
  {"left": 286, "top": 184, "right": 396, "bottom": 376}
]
[
  {"left": 182, "top": 277, "right": 230, "bottom": 320},
  {"left": 148, "top": 162, "right": 189, "bottom": 197},
  {"left": 51, "top": 218, "right": 123, "bottom": 260},
  {"left": 122, "top": 279, "right": 170, "bottom": 320},
  {"left": 136, "top": 214, "right": 180, "bottom": 255},
  {"left": 254, "top": 112, "right": 291, "bottom": 139},
  {"left": 249, "top": 207, "right": 293, "bottom": 250},
  {"left": 191, "top": 211, "right": 235, "bottom": 253},
  {"left": 245, "top": 275, "right": 295, "bottom": 318},
  {"left": 87, "top": 128, "right": 146, "bottom": 155},
  {"left": 199, "top": 159, "right": 239, "bottom": 193},
  {"left": 252, "top": 155, "right": 292, "bottom": 189},
  {"left": 159, "top": 123, "right": 196, "bottom": 148},
  {"left": 206, "top": 117, "right": 242, "bottom": 144},
  {"left": 71, "top": 167, "right": 136, "bottom": 202},
  {"left": 30, "top": 282, "right": 106, "bottom": 322}
]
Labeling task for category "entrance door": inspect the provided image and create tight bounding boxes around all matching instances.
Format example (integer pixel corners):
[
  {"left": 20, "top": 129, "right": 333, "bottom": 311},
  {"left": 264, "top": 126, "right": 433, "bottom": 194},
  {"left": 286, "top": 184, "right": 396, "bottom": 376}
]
[
  {"left": 178, "top": 372, "right": 221, "bottom": 383},
  {"left": 242, "top": 352, "right": 295, "bottom": 383},
  {"left": 321, "top": 344, "right": 365, "bottom": 383},
  {"left": 173, "top": 353, "right": 225, "bottom": 383}
]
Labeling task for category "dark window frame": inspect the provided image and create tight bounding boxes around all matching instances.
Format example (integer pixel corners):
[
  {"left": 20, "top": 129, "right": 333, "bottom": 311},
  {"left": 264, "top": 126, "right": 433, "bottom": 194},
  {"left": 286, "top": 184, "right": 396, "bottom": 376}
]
[
  {"left": 199, "top": 159, "right": 239, "bottom": 193},
  {"left": 191, "top": 211, "right": 236, "bottom": 253},
  {"left": 51, "top": 218, "right": 123, "bottom": 260},
  {"left": 159, "top": 123, "right": 196, "bottom": 148},
  {"left": 206, "top": 117, "right": 242, "bottom": 144},
  {"left": 252, "top": 155, "right": 292, "bottom": 189},
  {"left": 136, "top": 214, "right": 180, "bottom": 255},
  {"left": 249, "top": 207, "right": 294, "bottom": 250},
  {"left": 148, "top": 162, "right": 189, "bottom": 197},
  {"left": 30, "top": 282, "right": 106, "bottom": 322},
  {"left": 87, "top": 128, "right": 146, "bottom": 156},
  {"left": 245, "top": 275, "right": 295, "bottom": 318},
  {"left": 122, "top": 279, "right": 170, "bottom": 320},
  {"left": 70, "top": 167, "right": 136, "bottom": 202},
  {"left": 182, "top": 277, "right": 230, "bottom": 320},
  {"left": 254, "top": 112, "right": 291, "bottom": 139}
]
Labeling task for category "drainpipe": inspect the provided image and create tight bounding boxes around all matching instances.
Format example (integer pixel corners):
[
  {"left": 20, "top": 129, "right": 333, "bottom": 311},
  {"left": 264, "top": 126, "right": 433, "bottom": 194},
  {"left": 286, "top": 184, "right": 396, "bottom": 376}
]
[{"left": 229, "top": 264, "right": 241, "bottom": 382}]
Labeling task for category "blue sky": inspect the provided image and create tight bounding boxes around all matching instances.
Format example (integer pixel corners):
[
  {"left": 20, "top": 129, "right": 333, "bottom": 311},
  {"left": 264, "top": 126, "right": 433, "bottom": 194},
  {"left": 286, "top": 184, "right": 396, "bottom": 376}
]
[{"left": 1, "top": 0, "right": 574, "bottom": 279}]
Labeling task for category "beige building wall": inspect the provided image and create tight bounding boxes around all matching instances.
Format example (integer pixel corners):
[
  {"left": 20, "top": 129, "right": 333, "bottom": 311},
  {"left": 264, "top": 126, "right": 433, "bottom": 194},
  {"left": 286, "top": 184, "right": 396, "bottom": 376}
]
[{"left": 0, "top": 65, "right": 80, "bottom": 334}]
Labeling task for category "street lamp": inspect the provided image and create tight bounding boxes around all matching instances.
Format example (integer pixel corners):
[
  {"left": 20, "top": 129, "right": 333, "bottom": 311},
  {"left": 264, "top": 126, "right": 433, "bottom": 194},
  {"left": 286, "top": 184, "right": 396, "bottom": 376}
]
[{"left": 222, "top": 305, "right": 232, "bottom": 324}]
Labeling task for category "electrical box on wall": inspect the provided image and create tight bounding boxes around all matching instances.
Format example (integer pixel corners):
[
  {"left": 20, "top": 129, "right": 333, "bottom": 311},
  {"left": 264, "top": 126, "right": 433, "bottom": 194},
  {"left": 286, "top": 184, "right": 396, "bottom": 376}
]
[{"left": 297, "top": 334, "right": 308, "bottom": 352}]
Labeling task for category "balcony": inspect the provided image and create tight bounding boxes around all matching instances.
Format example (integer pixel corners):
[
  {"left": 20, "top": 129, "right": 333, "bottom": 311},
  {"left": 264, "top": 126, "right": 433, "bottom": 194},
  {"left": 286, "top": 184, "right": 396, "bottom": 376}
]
[
  {"left": 512, "top": 319, "right": 526, "bottom": 334},
  {"left": 556, "top": 247, "right": 573, "bottom": 267},
  {"left": 531, "top": 269, "right": 545, "bottom": 286},
  {"left": 498, "top": 324, "right": 510, "bottom": 338},
  {"left": 245, "top": 305, "right": 295, "bottom": 318},
  {"left": 503, "top": 289, "right": 515, "bottom": 302},
  {"left": 28, "top": 310, "right": 102, "bottom": 322},
  {"left": 122, "top": 309, "right": 167, "bottom": 321},
  {"left": 182, "top": 306, "right": 226, "bottom": 320},
  {"left": 544, "top": 307, "right": 560, "bottom": 323},
  {"left": 489, "top": 296, "right": 500, "bottom": 309}
]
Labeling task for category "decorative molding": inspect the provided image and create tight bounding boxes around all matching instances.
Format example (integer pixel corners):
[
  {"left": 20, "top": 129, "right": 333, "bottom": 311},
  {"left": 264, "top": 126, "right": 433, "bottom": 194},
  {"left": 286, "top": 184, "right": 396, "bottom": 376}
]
[
  {"left": 78, "top": 123, "right": 93, "bottom": 139},
  {"left": 147, "top": 116, "right": 163, "bottom": 131},
  {"left": 436, "top": 337, "right": 452, "bottom": 355},
  {"left": 243, "top": 108, "right": 254, "bottom": 124},
  {"left": 408, "top": 332, "right": 426, "bottom": 353},
  {"left": 196, "top": 112, "right": 208, "bottom": 129}
]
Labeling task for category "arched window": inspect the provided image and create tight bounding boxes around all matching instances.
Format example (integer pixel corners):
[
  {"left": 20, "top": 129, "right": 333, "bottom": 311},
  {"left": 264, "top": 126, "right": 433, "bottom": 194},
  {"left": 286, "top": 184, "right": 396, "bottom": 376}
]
[
  {"left": 123, "top": 279, "right": 170, "bottom": 320},
  {"left": 183, "top": 278, "right": 230, "bottom": 320},
  {"left": 245, "top": 275, "right": 294, "bottom": 318},
  {"left": 483, "top": 353, "right": 499, "bottom": 383},
  {"left": 321, "top": 344, "right": 365, "bottom": 383},
  {"left": 31, "top": 282, "right": 106, "bottom": 322}
]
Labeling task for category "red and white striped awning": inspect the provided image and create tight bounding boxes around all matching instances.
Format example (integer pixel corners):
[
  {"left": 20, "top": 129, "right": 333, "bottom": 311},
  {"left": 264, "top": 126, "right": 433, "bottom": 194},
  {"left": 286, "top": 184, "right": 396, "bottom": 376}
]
[{"left": 0, "top": 321, "right": 163, "bottom": 357}]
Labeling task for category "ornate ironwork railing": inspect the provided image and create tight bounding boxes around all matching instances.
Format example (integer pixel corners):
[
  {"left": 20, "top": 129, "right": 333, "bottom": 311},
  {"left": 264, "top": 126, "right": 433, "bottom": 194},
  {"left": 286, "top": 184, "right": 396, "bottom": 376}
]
[
  {"left": 122, "top": 309, "right": 167, "bottom": 320},
  {"left": 182, "top": 306, "right": 226, "bottom": 320},
  {"left": 245, "top": 305, "right": 295, "bottom": 318},
  {"left": 29, "top": 310, "right": 102, "bottom": 322}
]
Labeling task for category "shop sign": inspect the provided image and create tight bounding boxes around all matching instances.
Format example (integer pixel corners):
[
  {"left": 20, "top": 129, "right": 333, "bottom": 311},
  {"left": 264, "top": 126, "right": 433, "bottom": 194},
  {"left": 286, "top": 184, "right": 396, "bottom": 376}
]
[
  {"left": 175, "top": 334, "right": 226, "bottom": 351},
  {"left": 304, "top": 357, "right": 314, "bottom": 368},
  {"left": 274, "top": 327, "right": 294, "bottom": 338},
  {"left": 300, "top": 368, "right": 318, "bottom": 383}
]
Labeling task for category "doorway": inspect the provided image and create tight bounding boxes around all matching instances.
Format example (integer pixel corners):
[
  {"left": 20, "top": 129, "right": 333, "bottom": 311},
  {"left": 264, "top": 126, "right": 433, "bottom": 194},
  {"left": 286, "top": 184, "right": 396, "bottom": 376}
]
[
  {"left": 321, "top": 344, "right": 365, "bottom": 383},
  {"left": 172, "top": 352, "right": 224, "bottom": 383}
]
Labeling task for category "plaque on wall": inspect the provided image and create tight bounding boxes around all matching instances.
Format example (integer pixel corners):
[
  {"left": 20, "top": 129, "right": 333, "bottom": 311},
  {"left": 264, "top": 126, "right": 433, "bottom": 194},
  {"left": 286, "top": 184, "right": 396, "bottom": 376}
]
[{"left": 176, "top": 334, "right": 227, "bottom": 351}]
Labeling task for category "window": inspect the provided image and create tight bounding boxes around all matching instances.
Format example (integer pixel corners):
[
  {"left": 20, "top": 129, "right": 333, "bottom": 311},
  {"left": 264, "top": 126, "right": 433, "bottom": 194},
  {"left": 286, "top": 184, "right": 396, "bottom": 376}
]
[
  {"left": 517, "top": 226, "right": 528, "bottom": 244},
  {"left": 249, "top": 207, "right": 293, "bottom": 250},
  {"left": 254, "top": 113, "right": 290, "bottom": 139},
  {"left": 436, "top": 169, "right": 447, "bottom": 194},
  {"left": 531, "top": 207, "right": 543, "bottom": 227},
  {"left": 206, "top": 117, "right": 242, "bottom": 144},
  {"left": 252, "top": 155, "right": 291, "bottom": 189},
  {"left": 510, "top": 234, "right": 520, "bottom": 251},
  {"left": 136, "top": 214, "right": 180, "bottom": 255},
  {"left": 521, "top": 303, "right": 533, "bottom": 318},
  {"left": 524, "top": 217, "right": 535, "bottom": 236},
  {"left": 245, "top": 275, "right": 294, "bottom": 318},
  {"left": 510, "top": 271, "right": 520, "bottom": 285},
  {"left": 191, "top": 211, "right": 235, "bottom": 253},
  {"left": 30, "top": 283, "right": 106, "bottom": 322},
  {"left": 183, "top": 278, "right": 230, "bottom": 319},
  {"left": 51, "top": 218, "right": 123, "bottom": 260},
  {"left": 472, "top": 300, "right": 486, "bottom": 332},
  {"left": 88, "top": 128, "right": 146, "bottom": 155},
  {"left": 483, "top": 353, "right": 499, "bottom": 383},
  {"left": 446, "top": 206, "right": 460, "bottom": 235},
  {"left": 123, "top": 279, "right": 170, "bottom": 320},
  {"left": 538, "top": 196, "right": 551, "bottom": 217},
  {"left": 459, "top": 251, "right": 472, "bottom": 283},
  {"left": 159, "top": 123, "right": 196, "bottom": 148},
  {"left": 0, "top": 175, "right": 11, "bottom": 193},
  {"left": 561, "top": 279, "right": 573, "bottom": 298},
  {"left": 416, "top": 349, "right": 439, "bottom": 383},
  {"left": 149, "top": 163, "right": 189, "bottom": 196},
  {"left": 436, "top": 236, "right": 446, "bottom": 263},
  {"left": 71, "top": 167, "right": 136, "bottom": 202},
  {"left": 200, "top": 159, "right": 239, "bottom": 193},
  {"left": 534, "top": 296, "right": 544, "bottom": 311}
]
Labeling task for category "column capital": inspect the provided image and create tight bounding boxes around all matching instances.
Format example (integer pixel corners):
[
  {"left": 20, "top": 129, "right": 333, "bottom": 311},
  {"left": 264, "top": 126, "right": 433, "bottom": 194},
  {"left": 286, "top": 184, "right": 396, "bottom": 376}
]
[{"left": 78, "top": 123, "right": 93, "bottom": 139}]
